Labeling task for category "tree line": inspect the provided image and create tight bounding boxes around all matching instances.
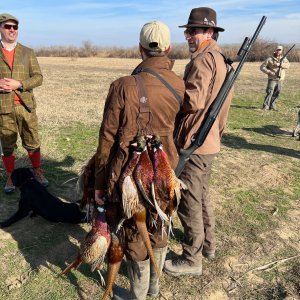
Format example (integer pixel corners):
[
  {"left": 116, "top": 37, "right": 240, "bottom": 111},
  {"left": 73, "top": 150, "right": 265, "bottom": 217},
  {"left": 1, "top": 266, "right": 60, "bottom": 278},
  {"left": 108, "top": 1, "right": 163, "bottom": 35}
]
[{"left": 34, "top": 39, "right": 300, "bottom": 62}]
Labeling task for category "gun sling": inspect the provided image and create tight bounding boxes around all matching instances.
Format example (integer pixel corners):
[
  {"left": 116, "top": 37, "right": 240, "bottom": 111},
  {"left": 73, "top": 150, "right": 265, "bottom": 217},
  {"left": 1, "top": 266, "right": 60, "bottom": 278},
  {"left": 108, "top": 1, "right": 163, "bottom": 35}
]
[{"left": 135, "top": 68, "right": 182, "bottom": 105}]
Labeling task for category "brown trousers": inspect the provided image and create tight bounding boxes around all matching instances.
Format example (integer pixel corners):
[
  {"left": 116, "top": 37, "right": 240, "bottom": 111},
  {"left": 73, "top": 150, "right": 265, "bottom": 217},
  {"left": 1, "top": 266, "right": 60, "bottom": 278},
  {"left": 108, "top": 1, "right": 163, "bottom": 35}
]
[
  {"left": 0, "top": 105, "right": 40, "bottom": 155},
  {"left": 177, "top": 154, "right": 216, "bottom": 264},
  {"left": 124, "top": 217, "right": 167, "bottom": 262}
]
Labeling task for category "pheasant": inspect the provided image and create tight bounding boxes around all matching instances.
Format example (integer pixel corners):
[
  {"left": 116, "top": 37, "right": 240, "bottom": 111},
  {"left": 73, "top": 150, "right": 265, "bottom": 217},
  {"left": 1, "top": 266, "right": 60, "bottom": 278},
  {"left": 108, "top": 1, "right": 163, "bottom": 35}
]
[
  {"left": 101, "top": 231, "right": 125, "bottom": 300},
  {"left": 119, "top": 136, "right": 160, "bottom": 276},
  {"left": 149, "top": 135, "right": 187, "bottom": 220},
  {"left": 59, "top": 206, "right": 111, "bottom": 282},
  {"left": 75, "top": 154, "right": 96, "bottom": 223},
  {"left": 118, "top": 136, "right": 148, "bottom": 218},
  {"left": 133, "top": 137, "right": 153, "bottom": 205},
  {"left": 133, "top": 136, "right": 168, "bottom": 223}
]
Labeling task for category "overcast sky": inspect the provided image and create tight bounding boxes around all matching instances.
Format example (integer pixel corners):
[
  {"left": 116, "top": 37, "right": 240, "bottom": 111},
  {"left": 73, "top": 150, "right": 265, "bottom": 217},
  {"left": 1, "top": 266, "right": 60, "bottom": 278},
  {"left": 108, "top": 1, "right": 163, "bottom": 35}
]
[{"left": 1, "top": 0, "right": 300, "bottom": 48}]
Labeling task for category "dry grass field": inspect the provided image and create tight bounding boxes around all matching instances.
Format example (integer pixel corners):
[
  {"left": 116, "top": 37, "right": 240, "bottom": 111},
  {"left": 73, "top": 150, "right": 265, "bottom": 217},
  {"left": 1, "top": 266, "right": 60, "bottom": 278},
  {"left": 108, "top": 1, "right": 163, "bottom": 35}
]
[{"left": 0, "top": 57, "right": 299, "bottom": 300}]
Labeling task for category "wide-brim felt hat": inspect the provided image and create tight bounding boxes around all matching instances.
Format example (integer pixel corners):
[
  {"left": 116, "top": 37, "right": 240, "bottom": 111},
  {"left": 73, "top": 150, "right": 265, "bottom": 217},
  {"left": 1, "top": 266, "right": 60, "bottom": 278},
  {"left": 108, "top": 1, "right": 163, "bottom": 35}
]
[{"left": 179, "top": 7, "right": 224, "bottom": 32}]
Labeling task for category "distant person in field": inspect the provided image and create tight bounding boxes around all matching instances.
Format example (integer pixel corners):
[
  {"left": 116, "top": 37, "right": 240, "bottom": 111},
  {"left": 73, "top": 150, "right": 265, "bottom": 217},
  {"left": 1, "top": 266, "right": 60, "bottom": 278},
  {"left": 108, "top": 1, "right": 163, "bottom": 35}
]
[
  {"left": 94, "top": 21, "right": 184, "bottom": 299},
  {"left": 260, "top": 45, "right": 290, "bottom": 111},
  {"left": 0, "top": 13, "right": 48, "bottom": 193},
  {"left": 164, "top": 7, "right": 233, "bottom": 277}
]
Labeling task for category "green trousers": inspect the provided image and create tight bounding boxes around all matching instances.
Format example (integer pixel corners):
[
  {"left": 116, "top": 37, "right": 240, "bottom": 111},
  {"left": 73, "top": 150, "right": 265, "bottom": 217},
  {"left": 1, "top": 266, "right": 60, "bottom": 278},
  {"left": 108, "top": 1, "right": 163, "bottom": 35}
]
[{"left": 0, "top": 104, "right": 40, "bottom": 155}]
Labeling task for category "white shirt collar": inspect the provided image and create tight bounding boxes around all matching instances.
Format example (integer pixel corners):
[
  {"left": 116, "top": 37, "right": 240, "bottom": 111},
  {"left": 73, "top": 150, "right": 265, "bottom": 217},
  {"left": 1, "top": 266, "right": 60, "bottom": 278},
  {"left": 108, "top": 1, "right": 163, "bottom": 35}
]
[{"left": 0, "top": 40, "right": 17, "bottom": 51}]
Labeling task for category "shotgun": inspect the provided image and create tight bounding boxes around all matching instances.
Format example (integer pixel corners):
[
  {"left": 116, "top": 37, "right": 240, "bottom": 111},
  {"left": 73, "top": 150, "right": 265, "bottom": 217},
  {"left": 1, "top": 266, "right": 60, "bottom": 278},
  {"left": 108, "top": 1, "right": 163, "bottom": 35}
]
[
  {"left": 277, "top": 44, "right": 295, "bottom": 79},
  {"left": 175, "top": 16, "right": 267, "bottom": 177}
]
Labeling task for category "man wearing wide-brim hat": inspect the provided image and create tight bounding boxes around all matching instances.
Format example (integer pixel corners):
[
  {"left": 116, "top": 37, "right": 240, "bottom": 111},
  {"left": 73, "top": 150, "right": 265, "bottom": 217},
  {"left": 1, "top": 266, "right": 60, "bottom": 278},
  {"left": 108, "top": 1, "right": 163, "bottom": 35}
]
[{"left": 164, "top": 7, "right": 233, "bottom": 277}]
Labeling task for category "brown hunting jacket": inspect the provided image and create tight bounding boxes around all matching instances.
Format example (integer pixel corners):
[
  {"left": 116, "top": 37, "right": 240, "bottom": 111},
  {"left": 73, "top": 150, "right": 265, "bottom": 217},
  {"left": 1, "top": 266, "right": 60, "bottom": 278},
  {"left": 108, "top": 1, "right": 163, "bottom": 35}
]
[
  {"left": 95, "top": 56, "right": 185, "bottom": 200},
  {"left": 174, "top": 39, "right": 233, "bottom": 155},
  {"left": 0, "top": 43, "right": 43, "bottom": 113}
]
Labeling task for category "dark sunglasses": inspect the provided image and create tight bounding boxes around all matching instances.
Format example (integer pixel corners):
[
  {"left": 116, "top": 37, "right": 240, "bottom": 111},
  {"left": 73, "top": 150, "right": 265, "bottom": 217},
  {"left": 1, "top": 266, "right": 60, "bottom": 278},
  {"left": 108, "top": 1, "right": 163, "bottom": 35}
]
[
  {"left": 3, "top": 24, "right": 18, "bottom": 30},
  {"left": 184, "top": 28, "right": 201, "bottom": 37}
]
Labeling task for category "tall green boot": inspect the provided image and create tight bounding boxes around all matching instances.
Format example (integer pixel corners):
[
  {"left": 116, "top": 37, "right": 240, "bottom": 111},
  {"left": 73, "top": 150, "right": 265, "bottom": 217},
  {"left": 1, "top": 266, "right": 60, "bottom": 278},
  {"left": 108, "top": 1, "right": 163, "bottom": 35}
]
[
  {"left": 127, "top": 258, "right": 150, "bottom": 300},
  {"left": 148, "top": 246, "right": 167, "bottom": 298}
]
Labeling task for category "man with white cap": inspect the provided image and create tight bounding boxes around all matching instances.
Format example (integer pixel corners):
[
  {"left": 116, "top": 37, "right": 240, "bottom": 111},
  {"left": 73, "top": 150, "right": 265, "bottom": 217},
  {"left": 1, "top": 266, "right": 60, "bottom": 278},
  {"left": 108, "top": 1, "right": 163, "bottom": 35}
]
[
  {"left": 260, "top": 45, "right": 290, "bottom": 111},
  {"left": 94, "top": 21, "right": 184, "bottom": 299}
]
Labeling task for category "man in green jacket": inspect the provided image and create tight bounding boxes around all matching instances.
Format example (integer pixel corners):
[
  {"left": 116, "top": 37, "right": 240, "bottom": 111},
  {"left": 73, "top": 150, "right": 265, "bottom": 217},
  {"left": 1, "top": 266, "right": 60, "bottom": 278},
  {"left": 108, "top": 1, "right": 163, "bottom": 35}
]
[{"left": 0, "top": 13, "right": 48, "bottom": 193}]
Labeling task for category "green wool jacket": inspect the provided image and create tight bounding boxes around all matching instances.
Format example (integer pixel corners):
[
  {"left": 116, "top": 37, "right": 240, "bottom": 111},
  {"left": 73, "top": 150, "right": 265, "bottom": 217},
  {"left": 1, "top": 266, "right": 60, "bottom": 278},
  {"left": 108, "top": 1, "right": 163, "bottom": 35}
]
[{"left": 0, "top": 43, "right": 43, "bottom": 113}]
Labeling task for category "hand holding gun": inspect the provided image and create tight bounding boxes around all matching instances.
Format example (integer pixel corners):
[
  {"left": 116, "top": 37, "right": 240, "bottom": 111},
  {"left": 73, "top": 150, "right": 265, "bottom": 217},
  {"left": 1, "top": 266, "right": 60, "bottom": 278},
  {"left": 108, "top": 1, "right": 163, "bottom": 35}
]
[{"left": 277, "top": 44, "right": 295, "bottom": 79}]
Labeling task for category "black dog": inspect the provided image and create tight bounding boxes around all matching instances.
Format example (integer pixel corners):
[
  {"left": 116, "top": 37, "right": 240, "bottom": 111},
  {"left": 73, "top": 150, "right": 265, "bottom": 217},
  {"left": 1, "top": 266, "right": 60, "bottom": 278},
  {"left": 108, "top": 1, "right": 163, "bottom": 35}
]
[{"left": 0, "top": 168, "right": 87, "bottom": 228}]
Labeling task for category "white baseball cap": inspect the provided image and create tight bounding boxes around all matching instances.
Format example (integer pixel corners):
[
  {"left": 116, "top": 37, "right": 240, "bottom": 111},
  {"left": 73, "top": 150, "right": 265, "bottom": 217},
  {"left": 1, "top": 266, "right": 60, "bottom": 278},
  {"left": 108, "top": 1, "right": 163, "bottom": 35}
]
[
  {"left": 276, "top": 45, "right": 283, "bottom": 51},
  {"left": 140, "top": 21, "right": 170, "bottom": 52}
]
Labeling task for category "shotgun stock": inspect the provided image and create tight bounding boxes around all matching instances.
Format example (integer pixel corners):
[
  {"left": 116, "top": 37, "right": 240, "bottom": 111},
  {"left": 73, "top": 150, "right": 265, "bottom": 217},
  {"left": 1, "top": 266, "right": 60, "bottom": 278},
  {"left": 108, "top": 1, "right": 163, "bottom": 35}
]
[{"left": 175, "top": 16, "right": 267, "bottom": 177}]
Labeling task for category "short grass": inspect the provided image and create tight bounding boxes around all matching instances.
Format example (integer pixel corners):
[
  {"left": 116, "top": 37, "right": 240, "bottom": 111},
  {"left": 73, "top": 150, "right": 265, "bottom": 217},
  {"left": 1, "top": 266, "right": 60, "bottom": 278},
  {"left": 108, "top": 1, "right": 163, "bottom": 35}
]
[{"left": 0, "top": 58, "right": 299, "bottom": 300}]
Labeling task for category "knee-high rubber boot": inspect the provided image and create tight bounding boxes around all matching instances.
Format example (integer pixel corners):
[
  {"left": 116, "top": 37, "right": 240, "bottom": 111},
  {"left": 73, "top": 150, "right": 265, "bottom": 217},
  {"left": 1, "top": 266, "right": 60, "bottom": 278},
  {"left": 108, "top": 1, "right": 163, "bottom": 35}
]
[
  {"left": 127, "top": 258, "right": 150, "bottom": 300},
  {"left": 148, "top": 246, "right": 167, "bottom": 298}
]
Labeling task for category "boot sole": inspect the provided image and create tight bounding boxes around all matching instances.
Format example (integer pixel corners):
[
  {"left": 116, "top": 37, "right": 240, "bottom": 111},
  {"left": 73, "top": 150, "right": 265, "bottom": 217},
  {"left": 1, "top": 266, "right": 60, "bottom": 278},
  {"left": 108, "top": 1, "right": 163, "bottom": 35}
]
[{"left": 164, "top": 269, "right": 202, "bottom": 277}]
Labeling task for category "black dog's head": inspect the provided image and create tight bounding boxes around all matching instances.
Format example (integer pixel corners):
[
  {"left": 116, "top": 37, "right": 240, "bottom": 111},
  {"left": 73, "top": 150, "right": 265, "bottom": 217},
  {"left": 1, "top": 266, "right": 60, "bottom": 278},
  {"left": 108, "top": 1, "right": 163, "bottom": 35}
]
[{"left": 11, "top": 168, "right": 35, "bottom": 187}]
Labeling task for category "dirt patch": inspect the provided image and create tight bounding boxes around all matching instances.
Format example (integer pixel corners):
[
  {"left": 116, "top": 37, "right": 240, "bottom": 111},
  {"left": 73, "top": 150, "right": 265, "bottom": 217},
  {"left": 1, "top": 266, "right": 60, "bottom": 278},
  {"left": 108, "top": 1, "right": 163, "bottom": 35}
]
[
  {"left": 205, "top": 291, "right": 229, "bottom": 300},
  {"left": 215, "top": 150, "right": 291, "bottom": 193}
]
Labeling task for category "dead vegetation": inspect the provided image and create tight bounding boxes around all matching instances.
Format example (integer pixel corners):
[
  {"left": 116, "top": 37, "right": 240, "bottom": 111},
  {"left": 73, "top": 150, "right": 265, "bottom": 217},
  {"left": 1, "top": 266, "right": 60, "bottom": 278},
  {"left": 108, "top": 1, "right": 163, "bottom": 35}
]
[{"left": 34, "top": 39, "right": 300, "bottom": 62}]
